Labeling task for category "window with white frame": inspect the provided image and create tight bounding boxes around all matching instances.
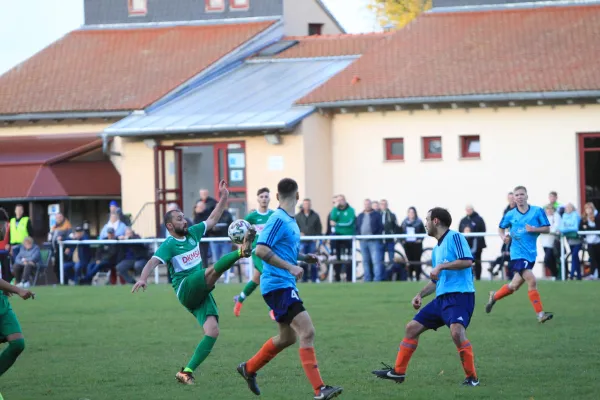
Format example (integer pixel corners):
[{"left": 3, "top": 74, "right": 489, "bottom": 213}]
[{"left": 128, "top": 0, "right": 147, "bottom": 16}]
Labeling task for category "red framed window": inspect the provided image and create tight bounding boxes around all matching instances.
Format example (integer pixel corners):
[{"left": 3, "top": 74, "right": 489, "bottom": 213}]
[
  {"left": 461, "top": 135, "right": 480, "bottom": 158},
  {"left": 230, "top": 0, "right": 249, "bottom": 11},
  {"left": 128, "top": 0, "right": 147, "bottom": 16},
  {"left": 423, "top": 137, "right": 442, "bottom": 159},
  {"left": 206, "top": 0, "right": 225, "bottom": 12},
  {"left": 384, "top": 138, "right": 404, "bottom": 161}
]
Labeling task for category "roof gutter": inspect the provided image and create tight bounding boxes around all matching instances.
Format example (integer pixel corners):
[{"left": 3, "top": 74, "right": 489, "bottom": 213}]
[
  {"left": 0, "top": 111, "right": 131, "bottom": 122},
  {"left": 307, "top": 91, "right": 600, "bottom": 109}
]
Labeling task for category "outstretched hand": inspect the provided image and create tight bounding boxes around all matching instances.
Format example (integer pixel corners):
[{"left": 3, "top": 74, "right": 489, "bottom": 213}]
[
  {"left": 132, "top": 280, "right": 147, "bottom": 293},
  {"left": 218, "top": 180, "right": 229, "bottom": 198}
]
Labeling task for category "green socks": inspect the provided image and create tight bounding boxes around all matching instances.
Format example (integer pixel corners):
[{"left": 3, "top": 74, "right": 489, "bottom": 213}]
[
  {"left": 238, "top": 281, "right": 259, "bottom": 303},
  {"left": 0, "top": 338, "right": 25, "bottom": 376},
  {"left": 213, "top": 250, "right": 241, "bottom": 275},
  {"left": 185, "top": 335, "right": 217, "bottom": 372}
]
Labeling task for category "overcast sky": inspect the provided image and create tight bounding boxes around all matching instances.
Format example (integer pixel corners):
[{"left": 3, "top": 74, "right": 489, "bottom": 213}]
[{"left": 0, "top": 0, "right": 379, "bottom": 75}]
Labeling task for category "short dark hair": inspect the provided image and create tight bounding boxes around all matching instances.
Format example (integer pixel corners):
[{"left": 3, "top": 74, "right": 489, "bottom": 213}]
[
  {"left": 0, "top": 208, "right": 8, "bottom": 222},
  {"left": 257, "top": 187, "right": 270, "bottom": 196},
  {"left": 303, "top": 198, "right": 311, "bottom": 202},
  {"left": 164, "top": 209, "right": 180, "bottom": 225},
  {"left": 429, "top": 207, "right": 452, "bottom": 228},
  {"left": 514, "top": 185, "right": 527, "bottom": 193},
  {"left": 277, "top": 178, "right": 298, "bottom": 198},
  {"left": 15, "top": 204, "right": 24, "bottom": 209},
  {"left": 549, "top": 191, "right": 557, "bottom": 196}
]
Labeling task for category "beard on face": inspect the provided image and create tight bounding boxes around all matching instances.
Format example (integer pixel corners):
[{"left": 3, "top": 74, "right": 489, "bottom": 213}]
[{"left": 173, "top": 226, "right": 188, "bottom": 236}]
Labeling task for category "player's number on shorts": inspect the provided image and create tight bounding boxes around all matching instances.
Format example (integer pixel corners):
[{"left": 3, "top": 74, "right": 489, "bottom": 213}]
[
  {"left": 291, "top": 290, "right": 300, "bottom": 300},
  {"left": 523, "top": 261, "right": 528, "bottom": 268}
]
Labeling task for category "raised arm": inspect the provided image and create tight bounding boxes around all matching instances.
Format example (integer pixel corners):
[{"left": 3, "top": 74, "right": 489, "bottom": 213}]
[{"left": 203, "top": 180, "right": 229, "bottom": 232}]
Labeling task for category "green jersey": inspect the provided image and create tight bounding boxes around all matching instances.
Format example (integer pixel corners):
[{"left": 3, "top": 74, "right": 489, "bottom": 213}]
[
  {"left": 154, "top": 222, "right": 206, "bottom": 292},
  {"left": 330, "top": 205, "right": 356, "bottom": 236},
  {"left": 245, "top": 209, "right": 275, "bottom": 247}
]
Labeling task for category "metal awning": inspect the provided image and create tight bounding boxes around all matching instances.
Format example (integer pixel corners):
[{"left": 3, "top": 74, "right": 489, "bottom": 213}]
[
  {"left": 104, "top": 57, "right": 355, "bottom": 136},
  {"left": 0, "top": 135, "right": 121, "bottom": 200}
]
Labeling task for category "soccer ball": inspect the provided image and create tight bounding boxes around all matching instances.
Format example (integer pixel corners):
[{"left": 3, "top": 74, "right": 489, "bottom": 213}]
[{"left": 228, "top": 219, "right": 252, "bottom": 244}]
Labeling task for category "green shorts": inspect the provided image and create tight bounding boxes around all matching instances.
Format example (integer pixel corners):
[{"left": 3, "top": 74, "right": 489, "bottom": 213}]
[
  {"left": 0, "top": 295, "right": 22, "bottom": 340},
  {"left": 252, "top": 253, "right": 264, "bottom": 274},
  {"left": 177, "top": 269, "right": 219, "bottom": 327}
]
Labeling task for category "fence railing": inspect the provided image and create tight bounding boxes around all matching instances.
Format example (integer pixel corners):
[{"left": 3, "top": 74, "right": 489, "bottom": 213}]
[{"left": 58, "top": 231, "right": 600, "bottom": 285}]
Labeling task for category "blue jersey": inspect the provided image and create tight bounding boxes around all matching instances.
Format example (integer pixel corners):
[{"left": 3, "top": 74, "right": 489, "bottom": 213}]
[
  {"left": 256, "top": 208, "right": 300, "bottom": 295},
  {"left": 432, "top": 230, "right": 475, "bottom": 297},
  {"left": 499, "top": 206, "right": 550, "bottom": 262}
]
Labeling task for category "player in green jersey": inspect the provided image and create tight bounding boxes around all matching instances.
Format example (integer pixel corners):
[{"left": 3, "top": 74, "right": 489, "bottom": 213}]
[
  {"left": 233, "top": 187, "right": 275, "bottom": 318},
  {"left": 0, "top": 207, "right": 35, "bottom": 388},
  {"left": 132, "top": 181, "right": 256, "bottom": 385}
]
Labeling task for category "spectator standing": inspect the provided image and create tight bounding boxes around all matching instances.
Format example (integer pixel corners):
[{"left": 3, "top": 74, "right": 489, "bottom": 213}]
[
  {"left": 540, "top": 204, "right": 561, "bottom": 279},
  {"left": 12, "top": 237, "right": 41, "bottom": 288},
  {"left": 295, "top": 199, "right": 322, "bottom": 283},
  {"left": 379, "top": 199, "right": 403, "bottom": 279},
  {"left": 458, "top": 205, "right": 487, "bottom": 280},
  {"left": 108, "top": 200, "right": 131, "bottom": 226},
  {"left": 372, "top": 201, "right": 380, "bottom": 212},
  {"left": 580, "top": 202, "right": 600, "bottom": 279},
  {"left": 356, "top": 199, "right": 384, "bottom": 281},
  {"left": 48, "top": 212, "right": 72, "bottom": 278},
  {"left": 400, "top": 207, "right": 426, "bottom": 281},
  {"left": 504, "top": 192, "right": 516, "bottom": 215},
  {"left": 9, "top": 204, "right": 33, "bottom": 261},
  {"left": 194, "top": 189, "right": 218, "bottom": 266},
  {"left": 548, "top": 191, "right": 565, "bottom": 216},
  {"left": 100, "top": 213, "right": 127, "bottom": 239},
  {"left": 330, "top": 195, "right": 356, "bottom": 282},
  {"left": 208, "top": 206, "right": 234, "bottom": 266},
  {"left": 559, "top": 203, "right": 582, "bottom": 280}
]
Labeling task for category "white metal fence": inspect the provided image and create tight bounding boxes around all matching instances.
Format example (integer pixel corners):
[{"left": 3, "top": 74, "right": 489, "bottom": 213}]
[{"left": 58, "top": 231, "right": 600, "bottom": 285}]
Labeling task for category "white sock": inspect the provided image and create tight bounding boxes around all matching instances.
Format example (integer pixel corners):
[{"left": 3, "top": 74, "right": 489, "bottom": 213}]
[
  {"left": 537, "top": 311, "right": 544, "bottom": 318},
  {"left": 239, "top": 292, "right": 246, "bottom": 300}
]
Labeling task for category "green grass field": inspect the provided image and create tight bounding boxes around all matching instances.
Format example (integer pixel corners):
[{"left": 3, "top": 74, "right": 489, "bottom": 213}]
[{"left": 2, "top": 281, "right": 600, "bottom": 400}]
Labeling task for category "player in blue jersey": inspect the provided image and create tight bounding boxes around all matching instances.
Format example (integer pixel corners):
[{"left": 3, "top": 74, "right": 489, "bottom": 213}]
[
  {"left": 485, "top": 186, "right": 554, "bottom": 323},
  {"left": 372, "top": 207, "right": 479, "bottom": 387},
  {"left": 236, "top": 178, "right": 343, "bottom": 400}
]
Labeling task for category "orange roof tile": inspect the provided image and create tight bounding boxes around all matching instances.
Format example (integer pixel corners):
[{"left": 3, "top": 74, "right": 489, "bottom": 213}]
[
  {"left": 297, "top": 4, "right": 600, "bottom": 105},
  {"left": 0, "top": 21, "right": 275, "bottom": 115},
  {"left": 273, "top": 33, "right": 390, "bottom": 59}
]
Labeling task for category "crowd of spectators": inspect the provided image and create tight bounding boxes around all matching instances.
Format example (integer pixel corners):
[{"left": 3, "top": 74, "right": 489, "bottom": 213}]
[{"left": 1, "top": 189, "right": 598, "bottom": 287}]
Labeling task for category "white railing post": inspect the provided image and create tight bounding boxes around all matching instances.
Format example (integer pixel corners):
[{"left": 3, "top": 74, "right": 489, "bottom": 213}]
[
  {"left": 153, "top": 239, "right": 159, "bottom": 284},
  {"left": 560, "top": 235, "right": 566, "bottom": 281},
  {"left": 351, "top": 237, "right": 357, "bottom": 283},
  {"left": 59, "top": 241, "right": 65, "bottom": 285}
]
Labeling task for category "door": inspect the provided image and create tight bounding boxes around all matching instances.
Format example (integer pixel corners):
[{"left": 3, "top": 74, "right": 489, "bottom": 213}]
[
  {"left": 578, "top": 133, "right": 600, "bottom": 211},
  {"left": 213, "top": 142, "right": 247, "bottom": 220},
  {"left": 154, "top": 146, "right": 182, "bottom": 236},
  {"left": 181, "top": 146, "right": 215, "bottom": 217}
]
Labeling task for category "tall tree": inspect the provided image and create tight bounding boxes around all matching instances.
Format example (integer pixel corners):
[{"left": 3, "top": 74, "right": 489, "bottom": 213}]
[{"left": 369, "top": 0, "right": 432, "bottom": 29}]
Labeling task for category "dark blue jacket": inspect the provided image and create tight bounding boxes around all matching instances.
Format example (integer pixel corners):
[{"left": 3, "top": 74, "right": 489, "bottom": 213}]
[
  {"left": 76, "top": 234, "right": 92, "bottom": 266},
  {"left": 356, "top": 211, "right": 384, "bottom": 236}
]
